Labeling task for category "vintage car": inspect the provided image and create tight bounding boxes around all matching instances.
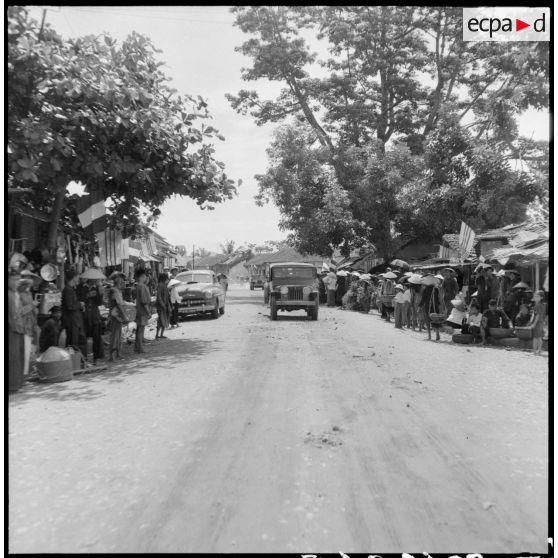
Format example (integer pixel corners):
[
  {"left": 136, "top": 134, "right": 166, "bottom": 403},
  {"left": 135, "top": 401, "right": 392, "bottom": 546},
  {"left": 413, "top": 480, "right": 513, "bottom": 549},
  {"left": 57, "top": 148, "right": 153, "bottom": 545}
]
[
  {"left": 250, "top": 273, "right": 265, "bottom": 290},
  {"left": 268, "top": 262, "right": 319, "bottom": 321},
  {"left": 174, "top": 270, "right": 226, "bottom": 319}
]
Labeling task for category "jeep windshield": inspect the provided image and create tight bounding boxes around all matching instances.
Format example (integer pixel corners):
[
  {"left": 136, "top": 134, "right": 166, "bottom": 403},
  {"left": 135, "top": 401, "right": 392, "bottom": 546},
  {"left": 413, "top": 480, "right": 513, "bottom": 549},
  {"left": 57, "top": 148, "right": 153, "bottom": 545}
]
[
  {"left": 271, "top": 266, "right": 316, "bottom": 285},
  {"left": 176, "top": 272, "right": 212, "bottom": 285}
]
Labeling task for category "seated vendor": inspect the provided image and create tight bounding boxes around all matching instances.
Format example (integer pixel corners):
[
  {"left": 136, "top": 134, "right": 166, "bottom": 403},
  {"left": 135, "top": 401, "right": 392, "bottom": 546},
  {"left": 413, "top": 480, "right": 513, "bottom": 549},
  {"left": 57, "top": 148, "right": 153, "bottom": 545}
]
[
  {"left": 462, "top": 302, "right": 482, "bottom": 341},
  {"left": 39, "top": 305, "right": 62, "bottom": 353},
  {"left": 514, "top": 303, "right": 532, "bottom": 327},
  {"left": 446, "top": 298, "right": 467, "bottom": 329},
  {"left": 481, "top": 298, "right": 511, "bottom": 344}
]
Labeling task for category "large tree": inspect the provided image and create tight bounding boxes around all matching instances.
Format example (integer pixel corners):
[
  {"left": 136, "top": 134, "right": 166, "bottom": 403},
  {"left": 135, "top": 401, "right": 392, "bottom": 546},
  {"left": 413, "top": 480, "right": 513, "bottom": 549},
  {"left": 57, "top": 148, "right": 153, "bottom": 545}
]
[
  {"left": 8, "top": 6, "right": 238, "bottom": 257},
  {"left": 227, "top": 6, "right": 549, "bottom": 258}
]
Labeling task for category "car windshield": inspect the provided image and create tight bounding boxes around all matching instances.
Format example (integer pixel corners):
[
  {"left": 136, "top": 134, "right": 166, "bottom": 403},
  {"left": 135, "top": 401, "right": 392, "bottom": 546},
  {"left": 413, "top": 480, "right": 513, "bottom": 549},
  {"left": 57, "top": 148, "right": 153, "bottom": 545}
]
[
  {"left": 176, "top": 273, "right": 212, "bottom": 284},
  {"left": 272, "top": 267, "right": 315, "bottom": 279}
]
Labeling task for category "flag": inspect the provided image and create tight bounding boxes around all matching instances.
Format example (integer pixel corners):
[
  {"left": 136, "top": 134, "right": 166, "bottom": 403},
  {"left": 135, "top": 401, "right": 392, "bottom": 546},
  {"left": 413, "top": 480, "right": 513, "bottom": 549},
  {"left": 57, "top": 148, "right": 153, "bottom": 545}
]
[
  {"left": 96, "top": 230, "right": 125, "bottom": 267},
  {"left": 75, "top": 190, "right": 106, "bottom": 237},
  {"left": 459, "top": 221, "right": 475, "bottom": 257}
]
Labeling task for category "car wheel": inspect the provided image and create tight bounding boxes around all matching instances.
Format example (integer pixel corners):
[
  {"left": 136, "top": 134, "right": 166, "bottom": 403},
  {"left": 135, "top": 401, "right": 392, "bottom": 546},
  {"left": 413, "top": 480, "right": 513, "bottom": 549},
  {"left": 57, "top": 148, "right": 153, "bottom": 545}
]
[
  {"left": 250, "top": 283, "right": 254, "bottom": 290},
  {"left": 211, "top": 300, "right": 219, "bottom": 319},
  {"left": 310, "top": 300, "right": 319, "bottom": 321},
  {"left": 219, "top": 305, "right": 225, "bottom": 315},
  {"left": 270, "top": 298, "right": 278, "bottom": 321}
]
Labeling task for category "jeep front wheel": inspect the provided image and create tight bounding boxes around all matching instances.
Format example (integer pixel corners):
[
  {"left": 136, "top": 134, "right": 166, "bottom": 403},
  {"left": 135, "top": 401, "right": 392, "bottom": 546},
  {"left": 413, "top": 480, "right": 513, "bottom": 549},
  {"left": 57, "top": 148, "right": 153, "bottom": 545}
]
[
  {"left": 270, "top": 298, "right": 278, "bottom": 320},
  {"left": 310, "top": 300, "right": 319, "bottom": 321},
  {"left": 211, "top": 300, "right": 220, "bottom": 319}
]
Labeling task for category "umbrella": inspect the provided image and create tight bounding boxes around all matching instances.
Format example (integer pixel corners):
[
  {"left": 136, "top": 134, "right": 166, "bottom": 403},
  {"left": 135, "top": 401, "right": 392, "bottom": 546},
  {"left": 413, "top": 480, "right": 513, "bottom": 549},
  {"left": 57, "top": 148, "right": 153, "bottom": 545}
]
[
  {"left": 442, "top": 267, "right": 455, "bottom": 273},
  {"left": 420, "top": 274, "right": 439, "bottom": 286},
  {"left": 80, "top": 268, "right": 106, "bottom": 280},
  {"left": 359, "top": 273, "right": 372, "bottom": 280},
  {"left": 390, "top": 259, "right": 410, "bottom": 270},
  {"left": 408, "top": 274, "right": 423, "bottom": 285},
  {"left": 512, "top": 281, "right": 530, "bottom": 290},
  {"left": 168, "top": 278, "right": 181, "bottom": 287},
  {"left": 383, "top": 271, "right": 398, "bottom": 279},
  {"left": 434, "top": 274, "right": 444, "bottom": 280},
  {"left": 336, "top": 270, "right": 349, "bottom": 277},
  {"left": 40, "top": 263, "right": 58, "bottom": 282},
  {"left": 474, "top": 262, "right": 493, "bottom": 272}
]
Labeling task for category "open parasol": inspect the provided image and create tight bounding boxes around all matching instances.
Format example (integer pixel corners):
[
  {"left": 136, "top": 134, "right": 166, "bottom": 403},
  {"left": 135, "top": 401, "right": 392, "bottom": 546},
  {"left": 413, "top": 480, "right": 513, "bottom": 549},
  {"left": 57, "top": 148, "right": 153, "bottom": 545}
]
[
  {"left": 80, "top": 268, "right": 106, "bottom": 281},
  {"left": 474, "top": 262, "right": 493, "bottom": 272},
  {"left": 420, "top": 274, "right": 439, "bottom": 286},
  {"left": 408, "top": 274, "right": 423, "bottom": 285},
  {"left": 168, "top": 278, "right": 181, "bottom": 288},
  {"left": 390, "top": 259, "right": 410, "bottom": 270},
  {"left": 512, "top": 281, "right": 530, "bottom": 290},
  {"left": 383, "top": 271, "right": 398, "bottom": 279}
]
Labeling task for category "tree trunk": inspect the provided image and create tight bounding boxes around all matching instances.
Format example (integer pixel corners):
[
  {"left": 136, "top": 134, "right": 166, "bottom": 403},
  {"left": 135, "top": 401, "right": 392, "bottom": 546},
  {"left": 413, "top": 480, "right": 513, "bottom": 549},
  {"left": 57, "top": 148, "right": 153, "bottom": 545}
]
[{"left": 47, "top": 183, "right": 68, "bottom": 289}]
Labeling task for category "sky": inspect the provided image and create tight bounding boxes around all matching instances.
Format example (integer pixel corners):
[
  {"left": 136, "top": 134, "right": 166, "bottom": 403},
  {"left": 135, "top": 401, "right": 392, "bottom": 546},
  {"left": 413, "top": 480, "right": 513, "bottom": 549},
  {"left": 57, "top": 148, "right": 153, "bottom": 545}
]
[{"left": 26, "top": 6, "right": 550, "bottom": 254}]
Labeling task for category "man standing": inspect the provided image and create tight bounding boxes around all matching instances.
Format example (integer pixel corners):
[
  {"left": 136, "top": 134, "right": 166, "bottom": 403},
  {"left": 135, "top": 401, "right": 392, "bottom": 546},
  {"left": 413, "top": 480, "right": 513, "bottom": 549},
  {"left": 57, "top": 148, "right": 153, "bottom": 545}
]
[
  {"left": 323, "top": 268, "right": 338, "bottom": 307},
  {"left": 134, "top": 269, "right": 151, "bottom": 353},
  {"left": 61, "top": 270, "right": 87, "bottom": 357}
]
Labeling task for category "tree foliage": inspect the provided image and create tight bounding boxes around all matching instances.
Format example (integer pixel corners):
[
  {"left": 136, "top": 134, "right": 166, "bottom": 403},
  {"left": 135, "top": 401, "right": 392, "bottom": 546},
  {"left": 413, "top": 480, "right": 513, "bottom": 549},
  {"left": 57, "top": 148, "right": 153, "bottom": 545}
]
[
  {"left": 8, "top": 6, "right": 238, "bottom": 249},
  {"left": 228, "top": 6, "right": 549, "bottom": 258}
]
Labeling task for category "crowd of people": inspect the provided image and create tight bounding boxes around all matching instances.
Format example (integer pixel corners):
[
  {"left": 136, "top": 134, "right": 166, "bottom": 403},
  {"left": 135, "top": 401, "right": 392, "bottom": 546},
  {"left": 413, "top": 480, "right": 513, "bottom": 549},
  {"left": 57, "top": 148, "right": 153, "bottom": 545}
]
[
  {"left": 317, "top": 264, "right": 548, "bottom": 353},
  {"left": 7, "top": 256, "right": 192, "bottom": 393}
]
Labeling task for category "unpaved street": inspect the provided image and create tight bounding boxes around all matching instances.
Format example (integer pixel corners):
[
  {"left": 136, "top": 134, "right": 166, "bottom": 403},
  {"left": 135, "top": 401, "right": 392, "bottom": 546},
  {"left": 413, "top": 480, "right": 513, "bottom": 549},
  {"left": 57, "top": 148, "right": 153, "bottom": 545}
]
[{"left": 9, "top": 286, "right": 548, "bottom": 553}]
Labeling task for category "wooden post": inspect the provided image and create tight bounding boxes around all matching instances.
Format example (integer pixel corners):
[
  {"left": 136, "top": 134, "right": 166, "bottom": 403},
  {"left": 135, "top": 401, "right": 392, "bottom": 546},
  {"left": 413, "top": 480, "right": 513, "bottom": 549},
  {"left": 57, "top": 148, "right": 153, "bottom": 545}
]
[{"left": 535, "top": 260, "right": 540, "bottom": 291}]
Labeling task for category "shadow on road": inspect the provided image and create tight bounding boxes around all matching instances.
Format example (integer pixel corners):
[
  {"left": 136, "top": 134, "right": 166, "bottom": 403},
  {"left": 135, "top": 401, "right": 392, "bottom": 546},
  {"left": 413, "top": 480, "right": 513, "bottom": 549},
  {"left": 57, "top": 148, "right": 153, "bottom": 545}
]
[{"left": 9, "top": 338, "right": 217, "bottom": 405}]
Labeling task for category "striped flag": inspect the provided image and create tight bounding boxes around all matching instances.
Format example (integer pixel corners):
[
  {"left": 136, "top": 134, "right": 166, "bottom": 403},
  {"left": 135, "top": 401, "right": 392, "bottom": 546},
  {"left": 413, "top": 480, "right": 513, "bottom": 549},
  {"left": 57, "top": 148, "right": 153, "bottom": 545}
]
[
  {"left": 459, "top": 221, "right": 476, "bottom": 257},
  {"left": 75, "top": 190, "right": 106, "bottom": 237}
]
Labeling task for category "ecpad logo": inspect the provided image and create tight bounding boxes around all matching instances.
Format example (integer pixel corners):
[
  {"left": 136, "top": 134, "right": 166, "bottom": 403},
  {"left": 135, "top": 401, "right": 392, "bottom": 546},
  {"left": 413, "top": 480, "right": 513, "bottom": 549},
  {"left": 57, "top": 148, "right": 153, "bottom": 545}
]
[{"left": 463, "top": 7, "right": 550, "bottom": 42}]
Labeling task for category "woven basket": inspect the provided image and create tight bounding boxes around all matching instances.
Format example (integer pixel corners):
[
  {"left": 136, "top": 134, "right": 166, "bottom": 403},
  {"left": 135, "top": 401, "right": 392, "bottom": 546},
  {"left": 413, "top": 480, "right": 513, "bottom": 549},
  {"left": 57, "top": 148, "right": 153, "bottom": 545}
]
[
  {"left": 429, "top": 313, "right": 446, "bottom": 325},
  {"left": 36, "top": 360, "right": 73, "bottom": 383},
  {"left": 452, "top": 333, "right": 474, "bottom": 345},
  {"left": 489, "top": 327, "right": 513, "bottom": 339}
]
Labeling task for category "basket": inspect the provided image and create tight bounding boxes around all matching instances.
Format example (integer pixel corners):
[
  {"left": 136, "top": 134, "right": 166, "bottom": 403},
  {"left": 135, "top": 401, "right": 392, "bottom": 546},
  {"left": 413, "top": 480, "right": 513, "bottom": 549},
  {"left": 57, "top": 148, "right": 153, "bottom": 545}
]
[
  {"left": 514, "top": 326, "right": 533, "bottom": 340},
  {"left": 489, "top": 327, "right": 514, "bottom": 339},
  {"left": 452, "top": 333, "right": 474, "bottom": 345},
  {"left": 67, "top": 346, "right": 85, "bottom": 372},
  {"left": 35, "top": 359, "right": 73, "bottom": 383},
  {"left": 429, "top": 313, "right": 446, "bottom": 325},
  {"left": 379, "top": 294, "right": 395, "bottom": 307}
]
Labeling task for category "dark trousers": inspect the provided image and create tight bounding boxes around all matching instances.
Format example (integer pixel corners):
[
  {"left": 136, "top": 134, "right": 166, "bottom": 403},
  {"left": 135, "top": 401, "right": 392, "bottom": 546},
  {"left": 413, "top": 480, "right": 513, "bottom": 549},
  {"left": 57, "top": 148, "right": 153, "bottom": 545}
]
[
  {"left": 109, "top": 317, "right": 123, "bottom": 355},
  {"left": 394, "top": 302, "right": 404, "bottom": 328},
  {"left": 66, "top": 319, "right": 87, "bottom": 358},
  {"left": 170, "top": 302, "right": 179, "bottom": 325},
  {"left": 9, "top": 329, "right": 25, "bottom": 392},
  {"left": 135, "top": 324, "right": 145, "bottom": 352},
  {"left": 88, "top": 322, "right": 104, "bottom": 360},
  {"left": 327, "top": 289, "right": 336, "bottom": 307}
]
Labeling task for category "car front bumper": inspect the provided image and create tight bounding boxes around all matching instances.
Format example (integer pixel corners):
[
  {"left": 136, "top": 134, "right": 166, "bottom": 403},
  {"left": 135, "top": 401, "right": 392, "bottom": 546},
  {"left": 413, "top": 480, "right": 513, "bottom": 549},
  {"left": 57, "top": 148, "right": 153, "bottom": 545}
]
[
  {"left": 275, "top": 300, "right": 316, "bottom": 307},
  {"left": 178, "top": 304, "right": 216, "bottom": 314}
]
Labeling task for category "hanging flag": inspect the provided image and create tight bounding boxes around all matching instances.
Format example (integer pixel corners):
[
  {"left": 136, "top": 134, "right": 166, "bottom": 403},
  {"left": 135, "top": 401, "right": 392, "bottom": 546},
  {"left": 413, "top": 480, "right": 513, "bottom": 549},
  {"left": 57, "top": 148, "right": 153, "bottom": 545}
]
[
  {"left": 75, "top": 190, "right": 106, "bottom": 237},
  {"left": 459, "top": 221, "right": 476, "bottom": 257}
]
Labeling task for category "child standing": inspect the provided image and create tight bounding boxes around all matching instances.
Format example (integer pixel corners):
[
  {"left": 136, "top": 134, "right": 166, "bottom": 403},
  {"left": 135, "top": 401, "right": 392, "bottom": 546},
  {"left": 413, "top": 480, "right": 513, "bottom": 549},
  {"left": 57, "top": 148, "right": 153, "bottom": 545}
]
[{"left": 530, "top": 290, "right": 546, "bottom": 355}]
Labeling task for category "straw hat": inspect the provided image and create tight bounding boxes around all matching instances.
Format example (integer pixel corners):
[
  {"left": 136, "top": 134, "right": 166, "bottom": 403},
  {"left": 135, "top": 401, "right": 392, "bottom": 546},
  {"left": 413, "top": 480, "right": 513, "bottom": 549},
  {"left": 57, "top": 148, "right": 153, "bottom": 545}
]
[
  {"left": 434, "top": 274, "right": 444, "bottom": 281},
  {"left": 408, "top": 274, "right": 423, "bottom": 285},
  {"left": 394, "top": 284, "right": 404, "bottom": 290}
]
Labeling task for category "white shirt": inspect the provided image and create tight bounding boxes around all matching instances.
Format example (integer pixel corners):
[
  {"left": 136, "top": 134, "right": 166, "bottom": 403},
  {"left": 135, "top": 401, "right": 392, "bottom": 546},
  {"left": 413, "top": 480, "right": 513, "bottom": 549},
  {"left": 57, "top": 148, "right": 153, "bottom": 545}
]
[
  {"left": 394, "top": 291, "right": 405, "bottom": 304},
  {"left": 447, "top": 307, "right": 466, "bottom": 325},
  {"left": 169, "top": 286, "right": 180, "bottom": 304},
  {"left": 467, "top": 313, "right": 482, "bottom": 327},
  {"left": 402, "top": 289, "right": 412, "bottom": 303}
]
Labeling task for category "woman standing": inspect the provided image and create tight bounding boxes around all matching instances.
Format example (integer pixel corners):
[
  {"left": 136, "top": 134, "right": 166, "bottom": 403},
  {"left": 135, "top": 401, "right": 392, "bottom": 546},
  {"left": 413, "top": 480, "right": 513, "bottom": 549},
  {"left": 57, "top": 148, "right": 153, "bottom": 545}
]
[
  {"left": 8, "top": 270, "right": 25, "bottom": 392},
  {"left": 530, "top": 290, "right": 547, "bottom": 355},
  {"left": 108, "top": 274, "right": 126, "bottom": 362},
  {"left": 156, "top": 273, "right": 172, "bottom": 339},
  {"left": 82, "top": 279, "right": 105, "bottom": 365},
  {"left": 134, "top": 269, "right": 151, "bottom": 353},
  {"left": 18, "top": 278, "right": 39, "bottom": 377}
]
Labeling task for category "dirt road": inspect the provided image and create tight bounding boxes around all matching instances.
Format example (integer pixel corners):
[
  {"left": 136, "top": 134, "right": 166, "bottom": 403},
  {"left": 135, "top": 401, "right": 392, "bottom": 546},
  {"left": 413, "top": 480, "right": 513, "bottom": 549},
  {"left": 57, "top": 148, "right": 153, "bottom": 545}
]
[{"left": 8, "top": 286, "right": 548, "bottom": 553}]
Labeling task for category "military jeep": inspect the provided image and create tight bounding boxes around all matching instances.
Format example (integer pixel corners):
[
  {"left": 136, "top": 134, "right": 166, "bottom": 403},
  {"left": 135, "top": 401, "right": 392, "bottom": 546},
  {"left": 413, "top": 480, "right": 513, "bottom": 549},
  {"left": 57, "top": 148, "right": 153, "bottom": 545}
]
[{"left": 268, "top": 262, "right": 319, "bottom": 321}]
